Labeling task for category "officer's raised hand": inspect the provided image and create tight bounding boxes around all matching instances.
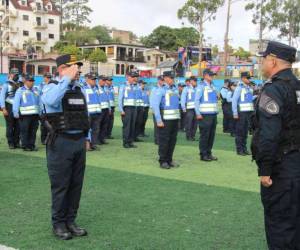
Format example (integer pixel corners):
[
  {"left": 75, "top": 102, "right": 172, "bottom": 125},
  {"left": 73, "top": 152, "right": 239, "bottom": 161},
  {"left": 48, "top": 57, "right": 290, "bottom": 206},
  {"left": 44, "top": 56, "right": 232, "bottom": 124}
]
[
  {"left": 157, "top": 121, "right": 164, "bottom": 128},
  {"left": 61, "top": 65, "right": 79, "bottom": 80}
]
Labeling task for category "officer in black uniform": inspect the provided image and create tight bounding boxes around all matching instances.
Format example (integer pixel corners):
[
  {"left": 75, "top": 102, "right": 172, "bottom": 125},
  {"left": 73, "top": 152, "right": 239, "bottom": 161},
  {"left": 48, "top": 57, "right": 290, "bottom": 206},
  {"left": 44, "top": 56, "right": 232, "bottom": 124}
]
[
  {"left": 41, "top": 55, "right": 89, "bottom": 240},
  {"left": 252, "top": 41, "right": 300, "bottom": 249}
]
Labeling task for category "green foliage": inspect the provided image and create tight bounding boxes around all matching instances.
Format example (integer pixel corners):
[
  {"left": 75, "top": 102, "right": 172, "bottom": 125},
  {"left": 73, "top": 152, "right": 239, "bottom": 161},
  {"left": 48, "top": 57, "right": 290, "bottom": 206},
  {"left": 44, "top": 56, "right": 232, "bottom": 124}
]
[
  {"left": 88, "top": 49, "right": 107, "bottom": 63},
  {"left": 58, "top": 44, "right": 82, "bottom": 59},
  {"left": 62, "top": 0, "right": 92, "bottom": 26},
  {"left": 91, "top": 26, "right": 113, "bottom": 44},
  {"left": 233, "top": 47, "right": 251, "bottom": 60}
]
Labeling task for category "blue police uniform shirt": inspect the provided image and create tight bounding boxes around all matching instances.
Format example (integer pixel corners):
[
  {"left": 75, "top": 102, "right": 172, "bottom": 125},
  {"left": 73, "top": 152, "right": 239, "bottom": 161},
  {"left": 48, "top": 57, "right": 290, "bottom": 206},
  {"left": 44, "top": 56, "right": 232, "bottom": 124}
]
[
  {"left": 82, "top": 83, "right": 102, "bottom": 115},
  {"left": 97, "top": 85, "right": 111, "bottom": 110},
  {"left": 232, "top": 82, "right": 255, "bottom": 116},
  {"left": 142, "top": 88, "right": 150, "bottom": 107},
  {"left": 220, "top": 87, "right": 229, "bottom": 100},
  {"left": 181, "top": 85, "right": 196, "bottom": 111},
  {"left": 118, "top": 82, "right": 136, "bottom": 113},
  {"left": 0, "top": 81, "right": 17, "bottom": 108},
  {"left": 226, "top": 90, "right": 234, "bottom": 103},
  {"left": 152, "top": 84, "right": 180, "bottom": 123},
  {"left": 13, "top": 85, "right": 40, "bottom": 118},
  {"left": 194, "top": 80, "right": 218, "bottom": 116},
  {"left": 108, "top": 85, "right": 115, "bottom": 108}
]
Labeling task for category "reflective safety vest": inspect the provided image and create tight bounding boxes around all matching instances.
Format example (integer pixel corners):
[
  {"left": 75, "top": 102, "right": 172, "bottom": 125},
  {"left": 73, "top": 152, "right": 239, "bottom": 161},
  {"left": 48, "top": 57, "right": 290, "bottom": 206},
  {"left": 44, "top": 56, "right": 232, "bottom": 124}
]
[
  {"left": 108, "top": 86, "right": 115, "bottom": 107},
  {"left": 123, "top": 84, "right": 136, "bottom": 106},
  {"left": 19, "top": 87, "right": 39, "bottom": 115},
  {"left": 142, "top": 90, "right": 150, "bottom": 107},
  {"left": 98, "top": 86, "right": 110, "bottom": 109},
  {"left": 186, "top": 87, "right": 196, "bottom": 109},
  {"left": 161, "top": 87, "right": 180, "bottom": 120},
  {"left": 83, "top": 85, "right": 101, "bottom": 114},
  {"left": 199, "top": 84, "right": 218, "bottom": 114},
  {"left": 239, "top": 85, "right": 254, "bottom": 112},
  {"left": 135, "top": 86, "right": 144, "bottom": 107},
  {"left": 5, "top": 81, "right": 18, "bottom": 104}
]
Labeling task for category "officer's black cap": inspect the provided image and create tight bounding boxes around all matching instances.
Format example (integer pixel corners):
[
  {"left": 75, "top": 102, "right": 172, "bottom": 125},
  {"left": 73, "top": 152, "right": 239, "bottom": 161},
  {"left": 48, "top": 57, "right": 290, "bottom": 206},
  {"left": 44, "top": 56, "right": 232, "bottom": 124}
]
[
  {"left": 43, "top": 72, "right": 52, "bottom": 78},
  {"left": 138, "top": 80, "right": 146, "bottom": 84},
  {"left": 98, "top": 75, "right": 108, "bottom": 80},
  {"left": 203, "top": 68, "right": 216, "bottom": 76},
  {"left": 241, "top": 71, "right": 252, "bottom": 79},
  {"left": 185, "top": 78, "right": 191, "bottom": 82},
  {"left": 163, "top": 71, "right": 175, "bottom": 79},
  {"left": 10, "top": 68, "right": 19, "bottom": 74},
  {"left": 224, "top": 78, "right": 234, "bottom": 84},
  {"left": 25, "top": 74, "right": 35, "bottom": 81},
  {"left": 56, "top": 54, "right": 83, "bottom": 67},
  {"left": 157, "top": 75, "right": 164, "bottom": 81},
  {"left": 107, "top": 76, "right": 113, "bottom": 81},
  {"left": 85, "top": 73, "right": 98, "bottom": 80},
  {"left": 190, "top": 76, "right": 198, "bottom": 82},
  {"left": 258, "top": 41, "right": 297, "bottom": 63},
  {"left": 127, "top": 71, "right": 139, "bottom": 77}
]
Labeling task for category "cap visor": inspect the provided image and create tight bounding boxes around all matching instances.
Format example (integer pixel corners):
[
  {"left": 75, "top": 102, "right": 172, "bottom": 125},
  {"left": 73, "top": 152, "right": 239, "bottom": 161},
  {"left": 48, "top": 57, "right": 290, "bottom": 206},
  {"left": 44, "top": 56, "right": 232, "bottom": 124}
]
[{"left": 66, "top": 61, "right": 83, "bottom": 67}]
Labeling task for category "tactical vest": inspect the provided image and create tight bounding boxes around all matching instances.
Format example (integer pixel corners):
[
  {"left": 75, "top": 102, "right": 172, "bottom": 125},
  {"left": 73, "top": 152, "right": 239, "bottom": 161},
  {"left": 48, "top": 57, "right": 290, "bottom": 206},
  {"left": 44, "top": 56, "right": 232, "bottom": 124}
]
[
  {"left": 161, "top": 87, "right": 180, "bottom": 120},
  {"left": 199, "top": 84, "right": 218, "bottom": 114},
  {"left": 19, "top": 87, "right": 40, "bottom": 115},
  {"left": 5, "top": 81, "right": 19, "bottom": 104},
  {"left": 83, "top": 85, "right": 101, "bottom": 114},
  {"left": 46, "top": 87, "right": 89, "bottom": 132},
  {"left": 186, "top": 87, "right": 196, "bottom": 109},
  {"left": 238, "top": 85, "right": 254, "bottom": 112}
]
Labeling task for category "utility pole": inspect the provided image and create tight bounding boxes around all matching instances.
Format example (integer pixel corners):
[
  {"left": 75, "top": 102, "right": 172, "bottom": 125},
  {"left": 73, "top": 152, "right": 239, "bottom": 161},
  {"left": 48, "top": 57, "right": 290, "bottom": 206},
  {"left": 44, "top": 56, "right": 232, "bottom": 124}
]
[{"left": 224, "top": 0, "right": 232, "bottom": 77}]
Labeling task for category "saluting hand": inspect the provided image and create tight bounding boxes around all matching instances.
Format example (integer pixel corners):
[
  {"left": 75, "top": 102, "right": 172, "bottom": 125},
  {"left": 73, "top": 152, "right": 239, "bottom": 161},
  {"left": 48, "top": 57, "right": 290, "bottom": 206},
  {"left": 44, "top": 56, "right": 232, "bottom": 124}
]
[
  {"left": 261, "top": 176, "right": 273, "bottom": 188},
  {"left": 61, "top": 65, "right": 79, "bottom": 80}
]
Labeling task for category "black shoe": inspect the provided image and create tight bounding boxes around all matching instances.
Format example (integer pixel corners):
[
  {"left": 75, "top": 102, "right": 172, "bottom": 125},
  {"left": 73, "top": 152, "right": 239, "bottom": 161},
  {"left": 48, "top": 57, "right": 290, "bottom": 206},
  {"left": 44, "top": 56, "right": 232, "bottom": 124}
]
[
  {"left": 129, "top": 144, "right": 137, "bottom": 148},
  {"left": 237, "top": 151, "right": 247, "bottom": 156},
  {"left": 140, "top": 134, "right": 149, "bottom": 138},
  {"left": 23, "top": 147, "right": 32, "bottom": 152},
  {"left": 160, "top": 162, "right": 171, "bottom": 169},
  {"left": 91, "top": 145, "right": 98, "bottom": 151},
  {"left": 209, "top": 155, "right": 218, "bottom": 161},
  {"left": 67, "top": 223, "right": 87, "bottom": 237},
  {"left": 99, "top": 141, "right": 108, "bottom": 145},
  {"left": 168, "top": 161, "right": 180, "bottom": 168},
  {"left": 201, "top": 156, "right": 212, "bottom": 162},
  {"left": 53, "top": 225, "right": 73, "bottom": 240},
  {"left": 15, "top": 144, "right": 21, "bottom": 149},
  {"left": 9, "top": 144, "right": 16, "bottom": 149},
  {"left": 123, "top": 144, "right": 131, "bottom": 149},
  {"left": 230, "top": 133, "right": 235, "bottom": 137},
  {"left": 244, "top": 150, "right": 251, "bottom": 155},
  {"left": 107, "top": 136, "right": 114, "bottom": 140},
  {"left": 134, "top": 138, "right": 143, "bottom": 142},
  {"left": 30, "top": 147, "right": 38, "bottom": 152}
]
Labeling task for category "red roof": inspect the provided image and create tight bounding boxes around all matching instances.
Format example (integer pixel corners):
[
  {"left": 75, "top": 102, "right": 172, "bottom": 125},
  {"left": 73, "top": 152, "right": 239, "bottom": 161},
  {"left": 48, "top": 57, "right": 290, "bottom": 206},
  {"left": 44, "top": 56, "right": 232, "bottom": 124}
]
[{"left": 10, "top": 0, "right": 61, "bottom": 16}]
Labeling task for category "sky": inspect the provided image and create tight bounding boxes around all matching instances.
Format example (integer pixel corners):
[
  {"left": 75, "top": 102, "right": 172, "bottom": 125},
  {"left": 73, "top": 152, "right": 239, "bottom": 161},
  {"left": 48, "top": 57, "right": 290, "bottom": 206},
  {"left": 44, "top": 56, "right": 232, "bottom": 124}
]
[{"left": 88, "top": 0, "right": 278, "bottom": 50}]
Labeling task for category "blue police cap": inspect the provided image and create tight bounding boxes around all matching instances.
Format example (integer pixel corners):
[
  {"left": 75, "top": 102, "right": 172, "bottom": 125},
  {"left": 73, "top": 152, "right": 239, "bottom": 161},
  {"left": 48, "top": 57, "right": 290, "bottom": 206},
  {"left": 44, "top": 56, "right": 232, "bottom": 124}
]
[
  {"left": 240, "top": 72, "right": 252, "bottom": 79},
  {"left": 25, "top": 74, "right": 35, "bottom": 81},
  {"left": 163, "top": 71, "right": 175, "bottom": 78},
  {"left": 203, "top": 69, "right": 216, "bottom": 76},
  {"left": 258, "top": 41, "right": 297, "bottom": 63},
  {"left": 127, "top": 71, "right": 139, "bottom": 77}
]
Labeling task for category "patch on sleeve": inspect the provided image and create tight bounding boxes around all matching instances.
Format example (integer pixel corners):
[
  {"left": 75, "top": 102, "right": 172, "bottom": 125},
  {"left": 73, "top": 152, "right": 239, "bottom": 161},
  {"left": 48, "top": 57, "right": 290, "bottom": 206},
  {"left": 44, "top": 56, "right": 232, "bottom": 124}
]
[
  {"left": 296, "top": 91, "right": 300, "bottom": 104},
  {"left": 259, "top": 92, "right": 280, "bottom": 115}
]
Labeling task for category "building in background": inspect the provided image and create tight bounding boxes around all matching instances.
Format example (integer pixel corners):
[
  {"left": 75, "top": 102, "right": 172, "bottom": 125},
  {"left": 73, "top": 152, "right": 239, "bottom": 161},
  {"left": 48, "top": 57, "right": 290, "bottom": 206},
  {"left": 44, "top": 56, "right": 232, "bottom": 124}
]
[
  {"left": 109, "top": 29, "right": 139, "bottom": 45},
  {"left": 249, "top": 39, "right": 269, "bottom": 56}
]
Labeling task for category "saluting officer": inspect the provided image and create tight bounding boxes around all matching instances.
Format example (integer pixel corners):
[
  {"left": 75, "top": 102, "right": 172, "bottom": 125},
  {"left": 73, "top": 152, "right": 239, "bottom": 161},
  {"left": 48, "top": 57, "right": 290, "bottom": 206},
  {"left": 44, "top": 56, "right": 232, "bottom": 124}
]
[
  {"left": 195, "top": 69, "right": 218, "bottom": 162},
  {"left": 152, "top": 71, "right": 180, "bottom": 169},
  {"left": 82, "top": 73, "right": 102, "bottom": 151},
  {"left": 118, "top": 71, "right": 139, "bottom": 148},
  {"left": 251, "top": 41, "right": 300, "bottom": 250},
  {"left": 41, "top": 55, "right": 89, "bottom": 240},
  {"left": 232, "top": 72, "right": 255, "bottom": 156},
  {"left": 13, "top": 75, "right": 40, "bottom": 151},
  {"left": 0, "top": 68, "right": 21, "bottom": 149},
  {"left": 181, "top": 76, "right": 198, "bottom": 141},
  {"left": 106, "top": 77, "right": 115, "bottom": 140}
]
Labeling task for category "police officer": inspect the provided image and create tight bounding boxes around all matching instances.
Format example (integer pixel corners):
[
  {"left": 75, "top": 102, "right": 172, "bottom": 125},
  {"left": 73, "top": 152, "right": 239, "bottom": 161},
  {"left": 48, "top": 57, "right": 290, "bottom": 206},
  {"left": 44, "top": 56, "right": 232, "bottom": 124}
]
[
  {"left": 118, "top": 71, "right": 138, "bottom": 148},
  {"left": 97, "top": 75, "right": 111, "bottom": 145},
  {"left": 150, "top": 75, "right": 164, "bottom": 145},
  {"left": 13, "top": 75, "right": 40, "bottom": 151},
  {"left": 152, "top": 71, "right": 180, "bottom": 169},
  {"left": 106, "top": 77, "right": 115, "bottom": 140},
  {"left": 41, "top": 55, "right": 89, "bottom": 240},
  {"left": 134, "top": 79, "right": 144, "bottom": 142},
  {"left": 195, "top": 69, "right": 218, "bottom": 162},
  {"left": 181, "top": 76, "right": 198, "bottom": 141},
  {"left": 178, "top": 83, "right": 186, "bottom": 132},
  {"left": 0, "top": 68, "right": 20, "bottom": 149},
  {"left": 140, "top": 80, "right": 150, "bottom": 137},
  {"left": 82, "top": 73, "right": 102, "bottom": 151},
  {"left": 226, "top": 81, "right": 237, "bottom": 137},
  {"left": 39, "top": 72, "right": 52, "bottom": 145},
  {"left": 251, "top": 41, "right": 300, "bottom": 250},
  {"left": 232, "top": 71, "right": 255, "bottom": 156},
  {"left": 220, "top": 79, "right": 233, "bottom": 133}
]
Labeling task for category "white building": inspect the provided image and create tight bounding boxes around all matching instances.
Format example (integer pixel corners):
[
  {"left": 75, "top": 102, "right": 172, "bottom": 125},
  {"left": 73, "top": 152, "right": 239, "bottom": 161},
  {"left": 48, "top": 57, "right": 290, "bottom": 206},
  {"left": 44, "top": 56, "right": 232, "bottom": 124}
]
[{"left": 0, "top": 0, "right": 60, "bottom": 56}]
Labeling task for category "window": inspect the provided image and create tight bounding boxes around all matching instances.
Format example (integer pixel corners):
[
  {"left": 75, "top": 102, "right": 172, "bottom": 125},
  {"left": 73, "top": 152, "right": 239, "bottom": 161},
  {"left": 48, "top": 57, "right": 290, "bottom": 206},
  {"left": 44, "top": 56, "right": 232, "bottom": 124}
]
[
  {"left": 36, "top": 32, "right": 41, "bottom": 41},
  {"left": 48, "top": 19, "right": 54, "bottom": 24},
  {"left": 36, "top": 2, "right": 42, "bottom": 10},
  {"left": 160, "top": 57, "right": 164, "bottom": 62},
  {"left": 49, "top": 34, "right": 54, "bottom": 39},
  {"left": 36, "top": 17, "right": 41, "bottom": 26},
  {"left": 147, "top": 56, "right": 151, "bottom": 61},
  {"left": 36, "top": 46, "right": 42, "bottom": 52},
  {"left": 47, "top": 4, "right": 52, "bottom": 10},
  {"left": 23, "top": 30, "right": 29, "bottom": 36},
  {"left": 23, "top": 15, "right": 29, "bottom": 21},
  {"left": 21, "top": 0, "right": 26, "bottom": 6},
  {"left": 38, "top": 65, "right": 50, "bottom": 75}
]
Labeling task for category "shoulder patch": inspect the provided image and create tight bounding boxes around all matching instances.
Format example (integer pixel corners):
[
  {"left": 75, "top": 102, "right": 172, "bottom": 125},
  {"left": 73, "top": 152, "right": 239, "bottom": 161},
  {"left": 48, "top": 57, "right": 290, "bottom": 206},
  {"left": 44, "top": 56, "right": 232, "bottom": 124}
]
[{"left": 259, "top": 92, "right": 280, "bottom": 115}]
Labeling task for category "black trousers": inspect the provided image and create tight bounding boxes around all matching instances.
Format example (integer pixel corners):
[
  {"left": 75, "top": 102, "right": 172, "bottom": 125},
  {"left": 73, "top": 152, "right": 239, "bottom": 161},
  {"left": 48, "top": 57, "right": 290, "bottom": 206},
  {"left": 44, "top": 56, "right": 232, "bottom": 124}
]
[
  {"left": 89, "top": 113, "right": 101, "bottom": 145},
  {"left": 179, "top": 109, "right": 186, "bottom": 131},
  {"left": 46, "top": 135, "right": 86, "bottom": 227},
  {"left": 153, "top": 114, "right": 159, "bottom": 145},
  {"left": 107, "top": 107, "right": 115, "bottom": 137},
  {"left": 235, "top": 112, "right": 251, "bottom": 152},
  {"left": 222, "top": 103, "right": 231, "bottom": 132},
  {"left": 198, "top": 115, "right": 217, "bottom": 157},
  {"left": 4, "top": 103, "right": 20, "bottom": 146},
  {"left": 185, "top": 109, "right": 197, "bottom": 139},
  {"left": 261, "top": 177, "right": 300, "bottom": 250},
  {"left": 141, "top": 107, "right": 149, "bottom": 135},
  {"left": 98, "top": 108, "right": 110, "bottom": 143},
  {"left": 158, "top": 119, "right": 178, "bottom": 163},
  {"left": 19, "top": 115, "right": 39, "bottom": 149},
  {"left": 122, "top": 106, "right": 137, "bottom": 145},
  {"left": 40, "top": 120, "right": 48, "bottom": 144},
  {"left": 135, "top": 106, "right": 144, "bottom": 139}
]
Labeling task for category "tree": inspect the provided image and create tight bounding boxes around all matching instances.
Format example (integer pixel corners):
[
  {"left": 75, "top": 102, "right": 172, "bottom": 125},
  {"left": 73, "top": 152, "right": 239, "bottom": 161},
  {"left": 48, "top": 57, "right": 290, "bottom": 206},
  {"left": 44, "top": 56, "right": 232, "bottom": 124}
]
[
  {"left": 64, "top": 27, "right": 97, "bottom": 46},
  {"left": 178, "top": 0, "right": 225, "bottom": 75},
  {"left": 63, "top": 0, "right": 92, "bottom": 28},
  {"left": 88, "top": 49, "right": 107, "bottom": 63},
  {"left": 174, "top": 27, "right": 199, "bottom": 48},
  {"left": 233, "top": 47, "right": 251, "bottom": 60},
  {"left": 212, "top": 45, "right": 219, "bottom": 56},
  {"left": 267, "top": 0, "right": 300, "bottom": 46},
  {"left": 58, "top": 44, "right": 82, "bottom": 59},
  {"left": 91, "top": 26, "right": 113, "bottom": 44}
]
